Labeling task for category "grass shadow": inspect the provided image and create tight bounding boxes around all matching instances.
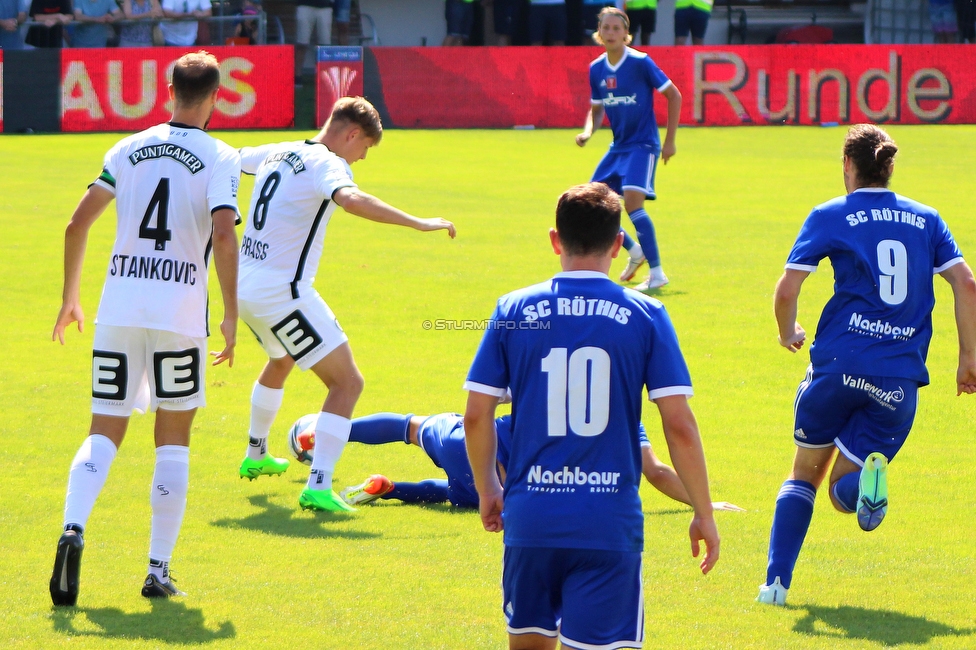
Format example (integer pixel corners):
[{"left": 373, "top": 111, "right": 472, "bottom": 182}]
[
  {"left": 211, "top": 494, "right": 380, "bottom": 540},
  {"left": 51, "top": 600, "right": 234, "bottom": 644},
  {"left": 643, "top": 507, "right": 691, "bottom": 516},
  {"left": 791, "top": 604, "right": 976, "bottom": 646}
]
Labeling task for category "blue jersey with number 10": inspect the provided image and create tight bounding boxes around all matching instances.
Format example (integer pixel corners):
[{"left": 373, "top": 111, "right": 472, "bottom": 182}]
[
  {"left": 464, "top": 271, "right": 692, "bottom": 553},
  {"left": 589, "top": 47, "right": 672, "bottom": 152},
  {"left": 786, "top": 188, "right": 963, "bottom": 385}
]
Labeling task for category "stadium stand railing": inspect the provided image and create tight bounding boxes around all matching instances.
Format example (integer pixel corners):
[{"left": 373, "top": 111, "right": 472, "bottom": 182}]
[{"left": 721, "top": 0, "right": 867, "bottom": 43}]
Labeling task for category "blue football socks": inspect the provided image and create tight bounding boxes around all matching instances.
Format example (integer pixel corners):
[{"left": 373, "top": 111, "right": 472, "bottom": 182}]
[
  {"left": 388, "top": 479, "right": 449, "bottom": 504},
  {"left": 621, "top": 229, "right": 637, "bottom": 253},
  {"left": 348, "top": 413, "right": 412, "bottom": 445},
  {"left": 765, "top": 479, "right": 816, "bottom": 589},
  {"left": 832, "top": 471, "right": 859, "bottom": 513},
  {"left": 628, "top": 208, "right": 660, "bottom": 268}
]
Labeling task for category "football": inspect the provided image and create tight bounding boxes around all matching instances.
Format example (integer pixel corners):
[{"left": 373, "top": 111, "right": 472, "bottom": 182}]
[{"left": 287, "top": 414, "right": 317, "bottom": 465}]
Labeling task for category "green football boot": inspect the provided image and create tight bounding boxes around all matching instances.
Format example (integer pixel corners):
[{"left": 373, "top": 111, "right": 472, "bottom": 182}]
[
  {"left": 299, "top": 488, "right": 357, "bottom": 512},
  {"left": 857, "top": 452, "right": 889, "bottom": 532},
  {"left": 239, "top": 455, "right": 290, "bottom": 481}
]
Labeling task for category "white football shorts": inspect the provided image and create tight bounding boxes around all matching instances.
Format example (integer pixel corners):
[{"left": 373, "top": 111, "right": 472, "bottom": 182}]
[
  {"left": 240, "top": 291, "right": 348, "bottom": 371},
  {"left": 91, "top": 325, "right": 206, "bottom": 416}
]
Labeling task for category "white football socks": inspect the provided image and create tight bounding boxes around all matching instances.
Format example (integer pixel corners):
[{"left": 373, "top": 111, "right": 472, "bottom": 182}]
[
  {"left": 628, "top": 243, "right": 644, "bottom": 261},
  {"left": 149, "top": 445, "right": 189, "bottom": 565},
  {"left": 247, "top": 382, "right": 284, "bottom": 460},
  {"left": 64, "top": 434, "right": 118, "bottom": 530},
  {"left": 306, "top": 412, "right": 352, "bottom": 490}
]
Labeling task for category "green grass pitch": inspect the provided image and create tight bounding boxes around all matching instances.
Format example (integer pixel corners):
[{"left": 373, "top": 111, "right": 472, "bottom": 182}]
[{"left": 1, "top": 125, "right": 975, "bottom": 649}]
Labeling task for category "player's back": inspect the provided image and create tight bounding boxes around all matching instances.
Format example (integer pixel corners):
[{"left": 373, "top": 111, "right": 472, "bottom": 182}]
[
  {"left": 238, "top": 140, "right": 356, "bottom": 304},
  {"left": 95, "top": 122, "right": 240, "bottom": 338},
  {"left": 475, "top": 271, "right": 692, "bottom": 552},
  {"left": 589, "top": 47, "right": 669, "bottom": 151},
  {"left": 794, "top": 188, "right": 962, "bottom": 383}
]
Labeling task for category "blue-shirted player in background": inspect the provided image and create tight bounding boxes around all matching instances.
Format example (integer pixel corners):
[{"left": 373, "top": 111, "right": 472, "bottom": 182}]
[
  {"left": 576, "top": 7, "right": 682, "bottom": 293},
  {"left": 758, "top": 124, "right": 976, "bottom": 606},
  {"left": 332, "top": 410, "right": 743, "bottom": 510},
  {"left": 464, "top": 182, "right": 719, "bottom": 650}
]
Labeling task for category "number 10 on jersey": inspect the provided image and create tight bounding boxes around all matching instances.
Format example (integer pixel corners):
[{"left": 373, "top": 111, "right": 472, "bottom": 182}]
[{"left": 541, "top": 347, "right": 611, "bottom": 437}]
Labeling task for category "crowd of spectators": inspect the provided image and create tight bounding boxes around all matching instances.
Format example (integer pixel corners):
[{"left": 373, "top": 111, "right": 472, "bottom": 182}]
[
  {"left": 0, "top": 0, "right": 972, "bottom": 49},
  {"left": 0, "top": 0, "right": 261, "bottom": 47}
]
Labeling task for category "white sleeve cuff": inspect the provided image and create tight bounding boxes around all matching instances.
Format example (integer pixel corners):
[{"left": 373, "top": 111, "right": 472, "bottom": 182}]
[
  {"left": 648, "top": 386, "right": 694, "bottom": 401},
  {"left": 785, "top": 263, "right": 818, "bottom": 272},
  {"left": 934, "top": 257, "right": 964, "bottom": 274},
  {"left": 463, "top": 381, "right": 508, "bottom": 398}
]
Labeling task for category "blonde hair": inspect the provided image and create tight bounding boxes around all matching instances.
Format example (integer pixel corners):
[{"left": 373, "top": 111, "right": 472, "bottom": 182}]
[
  {"left": 592, "top": 7, "right": 633, "bottom": 46},
  {"left": 329, "top": 96, "right": 383, "bottom": 143}
]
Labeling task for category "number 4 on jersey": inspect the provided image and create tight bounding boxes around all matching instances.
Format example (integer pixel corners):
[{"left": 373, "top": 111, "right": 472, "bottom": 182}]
[{"left": 140, "top": 178, "right": 172, "bottom": 251}]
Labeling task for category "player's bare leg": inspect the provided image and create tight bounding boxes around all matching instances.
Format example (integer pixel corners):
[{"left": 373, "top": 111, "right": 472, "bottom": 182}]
[
  {"left": 509, "top": 632, "right": 558, "bottom": 650},
  {"left": 299, "top": 343, "right": 364, "bottom": 512}
]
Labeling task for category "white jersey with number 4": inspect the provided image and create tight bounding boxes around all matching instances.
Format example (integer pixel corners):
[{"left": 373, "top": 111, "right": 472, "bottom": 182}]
[
  {"left": 238, "top": 140, "right": 357, "bottom": 304},
  {"left": 91, "top": 122, "right": 241, "bottom": 338}
]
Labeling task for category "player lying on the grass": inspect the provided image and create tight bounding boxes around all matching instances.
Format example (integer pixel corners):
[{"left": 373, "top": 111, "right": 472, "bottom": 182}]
[
  {"left": 234, "top": 96, "right": 456, "bottom": 514},
  {"left": 50, "top": 51, "right": 240, "bottom": 604},
  {"left": 757, "top": 124, "right": 976, "bottom": 607},
  {"left": 576, "top": 7, "right": 682, "bottom": 292},
  {"left": 332, "top": 412, "right": 742, "bottom": 511},
  {"left": 465, "top": 182, "right": 718, "bottom": 650}
]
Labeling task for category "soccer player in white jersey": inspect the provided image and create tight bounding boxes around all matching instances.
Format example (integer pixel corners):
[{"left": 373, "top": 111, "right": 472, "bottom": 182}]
[
  {"left": 757, "top": 125, "right": 976, "bottom": 606},
  {"left": 576, "top": 7, "right": 682, "bottom": 292},
  {"left": 235, "top": 97, "right": 456, "bottom": 513},
  {"left": 50, "top": 51, "right": 241, "bottom": 605},
  {"left": 464, "top": 183, "right": 719, "bottom": 650}
]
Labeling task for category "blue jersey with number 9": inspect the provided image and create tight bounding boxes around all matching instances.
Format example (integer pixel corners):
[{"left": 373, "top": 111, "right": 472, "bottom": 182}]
[
  {"left": 786, "top": 188, "right": 963, "bottom": 385},
  {"left": 464, "top": 271, "right": 692, "bottom": 553}
]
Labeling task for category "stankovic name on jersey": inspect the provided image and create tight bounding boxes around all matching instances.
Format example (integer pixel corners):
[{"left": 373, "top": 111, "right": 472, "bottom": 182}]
[
  {"left": 110, "top": 254, "right": 197, "bottom": 285},
  {"left": 128, "top": 145, "right": 205, "bottom": 174},
  {"left": 522, "top": 297, "right": 632, "bottom": 324}
]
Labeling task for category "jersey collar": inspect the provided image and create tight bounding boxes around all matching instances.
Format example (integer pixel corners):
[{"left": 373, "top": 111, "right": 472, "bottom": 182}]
[
  {"left": 553, "top": 270, "right": 610, "bottom": 280},
  {"left": 604, "top": 47, "right": 631, "bottom": 73},
  {"left": 168, "top": 121, "right": 203, "bottom": 132},
  {"left": 852, "top": 187, "right": 892, "bottom": 193}
]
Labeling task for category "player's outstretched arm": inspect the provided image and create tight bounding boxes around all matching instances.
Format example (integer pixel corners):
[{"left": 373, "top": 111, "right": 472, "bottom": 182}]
[
  {"left": 333, "top": 187, "right": 456, "bottom": 238},
  {"left": 464, "top": 391, "right": 504, "bottom": 533},
  {"left": 641, "top": 446, "right": 743, "bottom": 511},
  {"left": 940, "top": 261, "right": 976, "bottom": 394},
  {"left": 575, "top": 104, "right": 605, "bottom": 147},
  {"left": 774, "top": 269, "right": 809, "bottom": 352},
  {"left": 655, "top": 395, "right": 719, "bottom": 574},
  {"left": 661, "top": 84, "right": 682, "bottom": 164},
  {"left": 210, "top": 208, "right": 239, "bottom": 367},
  {"left": 53, "top": 186, "right": 114, "bottom": 345}
]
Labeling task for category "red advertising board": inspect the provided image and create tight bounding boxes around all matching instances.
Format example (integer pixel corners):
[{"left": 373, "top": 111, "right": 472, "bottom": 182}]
[
  {"left": 366, "top": 45, "right": 976, "bottom": 128},
  {"left": 60, "top": 46, "right": 293, "bottom": 132}
]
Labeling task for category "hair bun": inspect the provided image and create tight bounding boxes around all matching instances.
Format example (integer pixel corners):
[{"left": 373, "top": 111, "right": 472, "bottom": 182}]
[{"left": 875, "top": 141, "right": 897, "bottom": 163}]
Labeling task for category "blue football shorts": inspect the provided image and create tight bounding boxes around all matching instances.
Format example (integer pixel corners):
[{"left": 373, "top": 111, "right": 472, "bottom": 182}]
[
  {"left": 591, "top": 145, "right": 659, "bottom": 199},
  {"left": 503, "top": 546, "right": 644, "bottom": 649},
  {"left": 792, "top": 367, "right": 919, "bottom": 466},
  {"left": 417, "top": 413, "right": 480, "bottom": 508}
]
